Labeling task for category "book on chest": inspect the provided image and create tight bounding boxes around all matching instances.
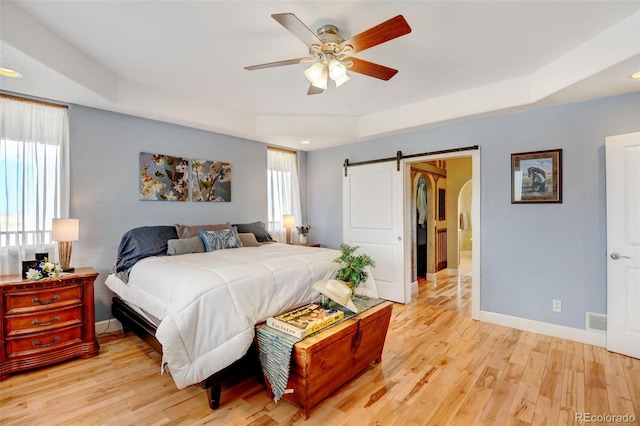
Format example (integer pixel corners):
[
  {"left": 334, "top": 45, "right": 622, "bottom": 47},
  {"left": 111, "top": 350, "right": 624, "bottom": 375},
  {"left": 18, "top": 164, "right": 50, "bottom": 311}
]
[{"left": 266, "top": 303, "right": 344, "bottom": 338}]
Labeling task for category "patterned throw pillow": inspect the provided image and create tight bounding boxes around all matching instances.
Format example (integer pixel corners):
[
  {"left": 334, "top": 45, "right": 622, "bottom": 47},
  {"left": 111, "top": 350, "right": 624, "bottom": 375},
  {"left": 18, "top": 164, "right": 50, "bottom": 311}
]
[{"left": 198, "top": 227, "right": 243, "bottom": 251}]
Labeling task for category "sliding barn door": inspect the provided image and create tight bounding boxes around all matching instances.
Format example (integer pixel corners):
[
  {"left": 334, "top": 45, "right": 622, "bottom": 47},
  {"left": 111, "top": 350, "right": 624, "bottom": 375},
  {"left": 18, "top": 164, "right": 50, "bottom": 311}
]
[{"left": 343, "top": 161, "right": 406, "bottom": 303}]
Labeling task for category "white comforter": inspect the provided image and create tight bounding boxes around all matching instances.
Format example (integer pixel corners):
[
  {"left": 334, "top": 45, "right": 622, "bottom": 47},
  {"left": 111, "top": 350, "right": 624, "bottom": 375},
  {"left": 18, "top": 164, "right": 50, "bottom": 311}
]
[{"left": 105, "top": 243, "right": 378, "bottom": 389}]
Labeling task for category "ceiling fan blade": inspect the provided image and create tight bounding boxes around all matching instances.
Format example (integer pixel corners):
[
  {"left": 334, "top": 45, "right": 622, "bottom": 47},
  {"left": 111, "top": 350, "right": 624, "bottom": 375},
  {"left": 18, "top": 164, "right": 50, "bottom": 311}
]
[
  {"left": 307, "top": 84, "right": 324, "bottom": 95},
  {"left": 272, "top": 13, "right": 322, "bottom": 47},
  {"left": 244, "top": 58, "right": 308, "bottom": 70},
  {"left": 348, "top": 57, "right": 398, "bottom": 81},
  {"left": 341, "top": 15, "right": 411, "bottom": 53}
]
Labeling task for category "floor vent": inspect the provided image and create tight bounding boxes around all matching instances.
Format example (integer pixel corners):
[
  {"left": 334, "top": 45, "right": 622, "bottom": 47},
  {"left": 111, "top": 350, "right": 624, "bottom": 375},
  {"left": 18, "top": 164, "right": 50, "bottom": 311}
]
[{"left": 587, "top": 312, "right": 607, "bottom": 333}]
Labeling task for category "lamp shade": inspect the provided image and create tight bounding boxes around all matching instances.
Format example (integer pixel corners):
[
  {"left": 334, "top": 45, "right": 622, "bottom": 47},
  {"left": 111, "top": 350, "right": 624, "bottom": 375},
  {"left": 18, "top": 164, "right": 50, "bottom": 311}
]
[
  {"left": 334, "top": 73, "right": 351, "bottom": 88},
  {"left": 304, "top": 62, "right": 324, "bottom": 84},
  {"left": 329, "top": 58, "right": 347, "bottom": 80},
  {"left": 282, "top": 214, "right": 295, "bottom": 228},
  {"left": 52, "top": 218, "right": 79, "bottom": 241}
]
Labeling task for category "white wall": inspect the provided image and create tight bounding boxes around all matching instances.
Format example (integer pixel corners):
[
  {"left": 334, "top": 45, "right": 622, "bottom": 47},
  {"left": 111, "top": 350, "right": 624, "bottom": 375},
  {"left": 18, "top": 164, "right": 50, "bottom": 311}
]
[
  {"left": 68, "top": 105, "right": 306, "bottom": 321},
  {"left": 306, "top": 92, "right": 640, "bottom": 331}
]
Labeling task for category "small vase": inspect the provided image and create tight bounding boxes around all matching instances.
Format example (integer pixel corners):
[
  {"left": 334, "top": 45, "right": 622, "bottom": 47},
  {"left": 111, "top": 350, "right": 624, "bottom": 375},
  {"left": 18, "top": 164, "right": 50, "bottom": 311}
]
[{"left": 300, "top": 235, "right": 308, "bottom": 244}]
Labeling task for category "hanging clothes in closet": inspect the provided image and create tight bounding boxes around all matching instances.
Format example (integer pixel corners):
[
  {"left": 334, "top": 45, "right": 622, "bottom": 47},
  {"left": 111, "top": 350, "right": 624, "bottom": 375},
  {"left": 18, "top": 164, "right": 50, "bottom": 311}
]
[{"left": 417, "top": 180, "right": 427, "bottom": 227}]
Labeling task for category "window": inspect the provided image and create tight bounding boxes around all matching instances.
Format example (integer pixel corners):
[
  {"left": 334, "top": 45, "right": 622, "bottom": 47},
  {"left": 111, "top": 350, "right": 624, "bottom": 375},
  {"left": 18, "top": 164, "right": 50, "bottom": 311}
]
[
  {"left": 0, "top": 95, "right": 69, "bottom": 274},
  {"left": 267, "top": 147, "right": 301, "bottom": 243}
]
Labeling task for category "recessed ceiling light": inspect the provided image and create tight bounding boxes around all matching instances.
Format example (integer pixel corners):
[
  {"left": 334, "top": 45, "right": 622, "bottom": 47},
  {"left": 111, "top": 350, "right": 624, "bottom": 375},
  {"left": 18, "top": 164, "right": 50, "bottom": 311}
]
[
  {"left": 0, "top": 67, "right": 23, "bottom": 78},
  {"left": 632, "top": 71, "right": 640, "bottom": 79},
  {"left": 301, "top": 140, "right": 311, "bottom": 145}
]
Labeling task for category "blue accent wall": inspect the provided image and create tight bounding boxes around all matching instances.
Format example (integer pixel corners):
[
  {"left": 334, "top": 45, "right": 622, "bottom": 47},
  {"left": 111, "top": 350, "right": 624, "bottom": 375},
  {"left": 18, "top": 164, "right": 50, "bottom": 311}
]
[
  {"left": 68, "top": 105, "right": 306, "bottom": 321},
  {"left": 305, "top": 92, "right": 640, "bottom": 330}
]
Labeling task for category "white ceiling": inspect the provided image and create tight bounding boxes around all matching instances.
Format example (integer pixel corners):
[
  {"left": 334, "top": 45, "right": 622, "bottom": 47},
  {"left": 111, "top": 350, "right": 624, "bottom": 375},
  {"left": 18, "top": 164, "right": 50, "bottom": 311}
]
[{"left": 1, "top": 1, "right": 639, "bottom": 151}]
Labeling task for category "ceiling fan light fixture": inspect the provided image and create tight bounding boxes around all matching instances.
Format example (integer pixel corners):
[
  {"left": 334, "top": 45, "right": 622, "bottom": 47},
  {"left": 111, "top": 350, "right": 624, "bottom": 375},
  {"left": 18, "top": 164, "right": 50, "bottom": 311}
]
[
  {"left": 334, "top": 73, "right": 350, "bottom": 88},
  {"left": 311, "top": 68, "right": 328, "bottom": 90},
  {"left": 304, "top": 62, "right": 324, "bottom": 84},
  {"left": 328, "top": 58, "right": 347, "bottom": 80}
]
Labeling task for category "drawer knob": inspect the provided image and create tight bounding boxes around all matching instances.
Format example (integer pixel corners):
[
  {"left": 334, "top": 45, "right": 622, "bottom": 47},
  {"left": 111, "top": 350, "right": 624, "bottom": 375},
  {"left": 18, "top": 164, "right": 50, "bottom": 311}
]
[
  {"left": 32, "top": 316, "right": 60, "bottom": 327},
  {"left": 32, "top": 336, "right": 61, "bottom": 348},
  {"left": 32, "top": 295, "right": 59, "bottom": 305}
]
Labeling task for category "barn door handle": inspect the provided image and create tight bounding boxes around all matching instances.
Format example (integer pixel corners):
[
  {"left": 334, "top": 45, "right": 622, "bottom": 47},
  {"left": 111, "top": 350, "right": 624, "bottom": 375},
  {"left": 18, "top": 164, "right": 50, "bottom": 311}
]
[{"left": 610, "top": 252, "right": 630, "bottom": 260}]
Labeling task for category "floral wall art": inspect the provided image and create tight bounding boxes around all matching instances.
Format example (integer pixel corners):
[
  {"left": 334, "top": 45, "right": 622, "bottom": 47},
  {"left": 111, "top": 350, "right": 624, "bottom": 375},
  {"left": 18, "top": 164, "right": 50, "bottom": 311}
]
[
  {"left": 139, "top": 152, "right": 189, "bottom": 201},
  {"left": 191, "top": 159, "right": 232, "bottom": 202}
]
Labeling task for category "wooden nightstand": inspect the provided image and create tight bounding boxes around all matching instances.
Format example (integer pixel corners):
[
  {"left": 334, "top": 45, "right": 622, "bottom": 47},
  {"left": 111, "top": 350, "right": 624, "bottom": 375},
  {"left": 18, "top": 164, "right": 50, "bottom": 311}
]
[{"left": 0, "top": 267, "right": 100, "bottom": 380}]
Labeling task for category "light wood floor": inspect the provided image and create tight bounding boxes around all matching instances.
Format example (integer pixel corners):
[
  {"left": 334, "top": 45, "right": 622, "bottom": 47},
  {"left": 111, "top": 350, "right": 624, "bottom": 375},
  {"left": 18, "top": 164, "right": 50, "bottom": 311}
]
[{"left": 1, "top": 275, "right": 639, "bottom": 425}]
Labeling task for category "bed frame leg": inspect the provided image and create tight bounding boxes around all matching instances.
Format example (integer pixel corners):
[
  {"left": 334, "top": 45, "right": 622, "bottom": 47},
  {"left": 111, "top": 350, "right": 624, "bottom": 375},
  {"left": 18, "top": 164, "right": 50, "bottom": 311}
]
[{"left": 206, "top": 383, "right": 222, "bottom": 409}]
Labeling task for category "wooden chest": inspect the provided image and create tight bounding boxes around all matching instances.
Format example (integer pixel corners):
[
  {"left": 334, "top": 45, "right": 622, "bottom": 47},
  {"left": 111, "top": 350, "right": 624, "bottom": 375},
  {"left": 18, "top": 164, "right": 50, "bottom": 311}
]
[
  {"left": 0, "top": 267, "right": 100, "bottom": 380},
  {"left": 260, "top": 301, "right": 393, "bottom": 419}
]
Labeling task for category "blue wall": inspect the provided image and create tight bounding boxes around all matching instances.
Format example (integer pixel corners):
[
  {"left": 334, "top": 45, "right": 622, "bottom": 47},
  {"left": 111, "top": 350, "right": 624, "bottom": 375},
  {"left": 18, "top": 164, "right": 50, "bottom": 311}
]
[
  {"left": 306, "top": 92, "right": 640, "bottom": 330},
  {"left": 68, "top": 105, "right": 306, "bottom": 321}
]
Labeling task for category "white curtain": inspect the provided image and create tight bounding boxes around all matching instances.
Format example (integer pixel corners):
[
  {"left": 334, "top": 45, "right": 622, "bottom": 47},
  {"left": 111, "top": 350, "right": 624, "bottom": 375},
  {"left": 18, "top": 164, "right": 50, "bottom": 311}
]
[
  {"left": 0, "top": 96, "right": 70, "bottom": 274},
  {"left": 267, "top": 149, "right": 301, "bottom": 243}
]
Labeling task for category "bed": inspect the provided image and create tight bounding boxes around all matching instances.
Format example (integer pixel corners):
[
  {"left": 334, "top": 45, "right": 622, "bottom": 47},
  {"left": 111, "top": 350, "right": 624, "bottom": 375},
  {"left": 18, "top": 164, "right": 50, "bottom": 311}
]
[{"left": 105, "top": 223, "right": 377, "bottom": 409}]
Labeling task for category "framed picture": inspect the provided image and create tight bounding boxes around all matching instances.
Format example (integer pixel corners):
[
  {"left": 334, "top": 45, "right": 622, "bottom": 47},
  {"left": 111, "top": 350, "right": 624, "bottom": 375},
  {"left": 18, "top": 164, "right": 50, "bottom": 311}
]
[
  {"left": 22, "top": 260, "right": 39, "bottom": 279},
  {"left": 511, "top": 149, "right": 562, "bottom": 204},
  {"left": 191, "top": 159, "right": 231, "bottom": 202},
  {"left": 139, "top": 152, "right": 189, "bottom": 201}
]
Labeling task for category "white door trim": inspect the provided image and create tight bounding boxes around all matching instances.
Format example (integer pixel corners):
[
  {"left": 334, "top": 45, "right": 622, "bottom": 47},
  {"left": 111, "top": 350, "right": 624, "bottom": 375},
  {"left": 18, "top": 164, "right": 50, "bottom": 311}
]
[{"left": 403, "top": 148, "right": 481, "bottom": 320}]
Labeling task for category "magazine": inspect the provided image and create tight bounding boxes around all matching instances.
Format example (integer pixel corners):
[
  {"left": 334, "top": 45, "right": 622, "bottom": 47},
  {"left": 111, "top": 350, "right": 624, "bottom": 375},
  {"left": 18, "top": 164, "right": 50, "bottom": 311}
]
[{"left": 266, "top": 303, "right": 344, "bottom": 338}]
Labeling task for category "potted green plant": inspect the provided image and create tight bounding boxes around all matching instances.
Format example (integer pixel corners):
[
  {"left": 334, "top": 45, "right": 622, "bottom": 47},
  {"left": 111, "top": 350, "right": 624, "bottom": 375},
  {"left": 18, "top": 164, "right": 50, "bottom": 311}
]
[{"left": 333, "top": 243, "right": 376, "bottom": 289}]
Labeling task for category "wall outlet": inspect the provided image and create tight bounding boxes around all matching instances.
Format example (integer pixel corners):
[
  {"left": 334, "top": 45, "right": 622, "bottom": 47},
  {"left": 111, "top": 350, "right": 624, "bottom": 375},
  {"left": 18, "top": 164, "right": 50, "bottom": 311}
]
[{"left": 553, "top": 299, "right": 562, "bottom": 312}]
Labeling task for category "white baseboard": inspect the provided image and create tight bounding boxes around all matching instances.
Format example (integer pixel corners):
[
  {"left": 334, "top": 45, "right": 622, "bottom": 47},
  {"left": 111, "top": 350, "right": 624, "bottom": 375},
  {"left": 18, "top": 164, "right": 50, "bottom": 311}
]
[
  {"left": 95, "top": 318, "right": 123, "bottom": 335},
  {"left": 426, "top": 269, "right": 451, "bottom": 281},
  {"left": 411, "top": 280, "right": 419, "bottom": 297},
  {"left": 480, "top": 310, "right": 607, "bottom": 348}
]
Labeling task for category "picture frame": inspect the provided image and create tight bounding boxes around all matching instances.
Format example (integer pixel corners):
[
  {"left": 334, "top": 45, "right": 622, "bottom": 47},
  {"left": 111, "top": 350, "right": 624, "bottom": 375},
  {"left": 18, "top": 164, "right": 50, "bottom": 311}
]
[
  {"left": 139, "top": 152, "right": 189, "bottom": 201},
  {"left": 511, "top": 149, "right": 562, "bottom": 204},
  {"left": 22, "top": 260, "right": 39, "bottom": 279}
]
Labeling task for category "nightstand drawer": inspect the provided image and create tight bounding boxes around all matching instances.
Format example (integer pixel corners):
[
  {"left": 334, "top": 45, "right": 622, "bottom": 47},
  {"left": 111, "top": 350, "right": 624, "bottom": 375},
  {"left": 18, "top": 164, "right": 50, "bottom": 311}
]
[
  {"left": 6, "top": 326, "right": 83, "bottom": 358},
  {"left": 4, "top": 285, "right": 82, "bottom": 315},
  {"left": 1, "top": 267, "right": 99, "bottom": 380},
  {"left": 6, "top": 306, "right": 83, "bottom": 337}
]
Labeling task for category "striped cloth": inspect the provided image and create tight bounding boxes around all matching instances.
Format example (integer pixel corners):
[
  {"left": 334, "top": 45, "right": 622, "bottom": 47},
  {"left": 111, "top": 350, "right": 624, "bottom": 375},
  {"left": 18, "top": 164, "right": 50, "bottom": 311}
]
[{"left": 255, "top": 295, "right": 383, "bottom": 402}]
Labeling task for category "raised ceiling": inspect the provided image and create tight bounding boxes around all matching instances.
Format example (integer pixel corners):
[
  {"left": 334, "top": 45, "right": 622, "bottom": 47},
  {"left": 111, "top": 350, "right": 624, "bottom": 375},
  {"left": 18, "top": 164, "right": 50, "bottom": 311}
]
[{"left": 1, "top": 1, "right": 639, "bottom": 151}]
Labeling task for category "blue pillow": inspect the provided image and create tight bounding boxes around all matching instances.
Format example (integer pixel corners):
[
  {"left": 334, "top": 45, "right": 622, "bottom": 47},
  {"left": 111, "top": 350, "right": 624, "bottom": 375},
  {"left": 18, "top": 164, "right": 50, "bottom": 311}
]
[
  {"left": 115, "top": 226, "right": 178, "bottom": 273},
  {"left": 199, "top": 227, "right": 243, "bottom": 251}
]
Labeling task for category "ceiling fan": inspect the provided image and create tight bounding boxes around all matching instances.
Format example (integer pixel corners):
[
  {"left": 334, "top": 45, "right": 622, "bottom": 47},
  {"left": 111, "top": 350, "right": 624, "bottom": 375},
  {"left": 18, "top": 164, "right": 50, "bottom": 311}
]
[{"left": 245, "top": 13, "right": 412, "bottom": 95}]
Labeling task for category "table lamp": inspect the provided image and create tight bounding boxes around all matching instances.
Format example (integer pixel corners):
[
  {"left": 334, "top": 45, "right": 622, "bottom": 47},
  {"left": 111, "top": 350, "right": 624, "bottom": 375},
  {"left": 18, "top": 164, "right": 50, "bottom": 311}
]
[
  {"left": 53, "top": 218, "right": 79, "bottom": 272},
  {"left": 282, "top": 214, "right": 295, "bottom": 244}
]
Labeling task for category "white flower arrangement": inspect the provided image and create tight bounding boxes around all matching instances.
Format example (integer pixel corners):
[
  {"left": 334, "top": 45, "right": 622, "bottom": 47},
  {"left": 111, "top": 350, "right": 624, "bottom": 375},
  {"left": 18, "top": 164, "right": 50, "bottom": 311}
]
[
  {"left": 295, "top": 223, "right": 312, "bottom": 236},
  {"left": 26, "top": 259, "right": 62, "bottom": 280}
]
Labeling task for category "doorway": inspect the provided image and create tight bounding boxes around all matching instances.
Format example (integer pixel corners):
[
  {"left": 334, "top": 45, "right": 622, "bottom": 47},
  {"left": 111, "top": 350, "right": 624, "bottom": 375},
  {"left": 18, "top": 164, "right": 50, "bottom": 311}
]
[
  {"left": 404, "top": 150, "right": 480, "bottom": 320},
  {"left": 458, "top": 179, "right": 472, "bottom": 276}
]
